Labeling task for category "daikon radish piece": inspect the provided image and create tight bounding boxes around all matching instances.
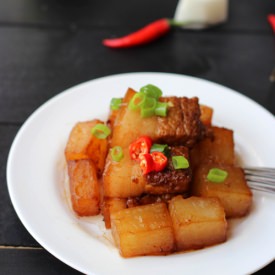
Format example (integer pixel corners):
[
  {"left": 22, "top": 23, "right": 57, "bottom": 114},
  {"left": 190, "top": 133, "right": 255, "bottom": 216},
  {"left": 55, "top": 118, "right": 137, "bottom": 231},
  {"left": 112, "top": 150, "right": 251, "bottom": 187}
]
[
  {"left": 190, "top": 126, "right": 235, "bottom": 168},
  {"left": 192, "top": 163, "right": 253, "bottom": 218},
  {"left": 102, "top": 197, "right": 127, "bottom": 229},
  {"left": 65, "top": 119, "right": 108, "bottom": 177},
  {"left": 169, "top": 195, "right": 227, "bottom": 251},
  {"left": 110, "top": 88, "right": 157, "bottom": 148},
  {"left": 111, "top": 203, "right": 175, "bottom": 257},
  {"left": 103, "top": 147, "right": 146, "bottom": 198},
  {"left": 200, "top": 104, "right": 213, "bottom": 126},
  {"left": 67, "top": 159, "right": 100, "bottom": 216}
]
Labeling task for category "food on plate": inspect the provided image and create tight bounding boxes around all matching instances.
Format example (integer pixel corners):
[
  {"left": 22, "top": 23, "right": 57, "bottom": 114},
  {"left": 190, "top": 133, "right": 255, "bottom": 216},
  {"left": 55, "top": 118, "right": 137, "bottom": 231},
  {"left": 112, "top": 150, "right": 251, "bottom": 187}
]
[
  {"left": 168, "top": 196, "right": 227, "bottom": 251},
  {"left": 102, "top": 197, "right": 127, "bottom": 229},
  {"left": 190, "top": 125, "right": 252, "bottom": 217},
  {"left": 111, "top": 202, "right": 174, "bottom": 257},
  {"left": 65, "top": 119, "right": 109, "bottom": 177},
  {"left": 108, "top": 88, "right": 206, "bottom": 148},
  {"left": 67, "top": 159, "right": 100, "bottom": 216},
  {"left": 199, "top": 104, "right": 213, "bottom": 126},
  {"left": 144, "top": 145, "right": 192, "bottom": 194},
  {"left": 103, "top": 88, "right": 206, "bottom": 198},
  {"left": 192, "top": 163, "right": 252, "bottom": 217},
  {"left": 65, "top": 119, "right": 109, "bottom": 216},
  {"left": 103, "top": 145, "right": 146, "bottom": 197},
  {"left": 190, "top": 126, "right": 235, "bottom": 168},
  {"left": 64, "top": 84, "right": 253, "bottom": 257}
]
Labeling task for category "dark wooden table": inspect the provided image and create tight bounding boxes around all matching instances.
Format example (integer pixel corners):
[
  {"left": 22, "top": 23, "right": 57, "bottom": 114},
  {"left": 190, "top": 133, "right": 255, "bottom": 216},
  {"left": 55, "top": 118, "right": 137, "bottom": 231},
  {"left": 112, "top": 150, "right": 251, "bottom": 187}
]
[{"left": 1, "top": 0, "right": 274, "bottom": 274}]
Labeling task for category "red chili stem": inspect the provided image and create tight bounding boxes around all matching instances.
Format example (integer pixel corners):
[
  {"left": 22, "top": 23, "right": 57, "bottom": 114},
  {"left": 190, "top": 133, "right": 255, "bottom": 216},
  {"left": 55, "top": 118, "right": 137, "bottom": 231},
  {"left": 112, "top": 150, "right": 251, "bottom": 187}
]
[{"left": 102, "top": 18, "right": 171, "bottom": 48}]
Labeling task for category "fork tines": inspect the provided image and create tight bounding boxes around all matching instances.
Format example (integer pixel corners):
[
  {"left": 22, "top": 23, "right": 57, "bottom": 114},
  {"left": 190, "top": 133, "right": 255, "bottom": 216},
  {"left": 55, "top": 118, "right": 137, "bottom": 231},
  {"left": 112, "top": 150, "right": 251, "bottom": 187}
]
[{"left": 244, "top": 167, "right": 275, "bottom": 194}]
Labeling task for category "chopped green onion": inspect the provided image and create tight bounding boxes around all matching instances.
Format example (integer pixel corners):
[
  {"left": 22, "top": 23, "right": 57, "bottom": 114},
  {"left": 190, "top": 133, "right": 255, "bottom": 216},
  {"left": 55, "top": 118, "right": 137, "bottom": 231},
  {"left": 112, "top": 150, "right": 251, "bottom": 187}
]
[
  {"left": 129, "top": 92, "right": 146, "bottom": 110},
  {"left": 91, "top": 124, "right": 111, "bottom": 139},
  {"left": 110, "top": 146, "right": 124, "bottom": 162},
  {"left": 172, "top": 156, "right": 189, "bottom": 169},
  {"left": 155, "top": 102, "right": 168, "bottom": 117},
  {"left": 140, "top": 84, "right": 162, "bottom": 99},
  {"left": 150, "top": 143, "right": 169, "bottom": 154},
  {"left": 207, "top": 168, "right": 228, "bottom": 183},
  {"left": 110, "top": 98, "right": 122, "bottom": 110},
  {"left": 141, "top": 97, "right": 157, "bottom": 118}
]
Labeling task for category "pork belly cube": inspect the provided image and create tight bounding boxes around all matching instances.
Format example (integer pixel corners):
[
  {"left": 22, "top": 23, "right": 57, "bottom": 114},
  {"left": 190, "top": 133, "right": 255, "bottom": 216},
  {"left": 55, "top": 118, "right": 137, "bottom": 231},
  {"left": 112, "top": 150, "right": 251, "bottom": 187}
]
[
  {"left": 190, "top": 126, "right": 235, "bottom": 168},
  {"left": 65, "top": 119, "right": 108, "bottom": 177},
  {"left": 145, "top": 146, "right": 191, "bottom": 194},
  {"left": 102, "top": 197, "right": 127, "bottom": 229},
  {"left": 192, "top": 163, "right": 252, "bottom": 217},
  {"left": 110, "top": 88, "right": 157, "bottom": 148},
  {"left": 200, "top": 104, "right": 213, "bottom": 126},
  {"left": 111, "top": 203, "right": 175, "bottom": 257},
  {"left": 103, "top": 147, "right": 146, "bottom": 198},
  {"left": 111, "top": 90, "right": 204, "bottom": 148},
  {"left": 155, "top": 97, "right": 186, "bottom": 144},
  {"left": 67, "top": 159, "right": 100, "bottom": 216},
  {"left": 156, "top": 97, "right": 205, "bottom": 147},
  {"left": 169, "top": 196, "right": 227, "bottom": 251}
]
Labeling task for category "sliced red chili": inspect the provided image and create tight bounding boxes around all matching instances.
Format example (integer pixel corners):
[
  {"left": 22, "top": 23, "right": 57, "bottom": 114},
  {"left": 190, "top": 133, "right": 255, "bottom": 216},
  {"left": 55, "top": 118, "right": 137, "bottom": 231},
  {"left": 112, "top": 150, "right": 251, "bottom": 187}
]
[
  {"left": 151, "top": 151, "right": 168, "bottom": 172},
  {"left": 139, "top": 153, "right": 154, "bottom": 175},
  {"left": 129, "top": 136, "right": 152, "bottom": 161},
  {"left": 102, "top": 18, "right": 171, "bottom": 48}
]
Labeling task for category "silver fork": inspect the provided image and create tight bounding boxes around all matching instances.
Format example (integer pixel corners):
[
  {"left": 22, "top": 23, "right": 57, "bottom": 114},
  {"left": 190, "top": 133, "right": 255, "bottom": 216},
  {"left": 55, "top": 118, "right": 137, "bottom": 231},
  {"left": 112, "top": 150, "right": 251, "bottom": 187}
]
[{"left": 244, "top": 167, "right": 275, "bottom": 194}]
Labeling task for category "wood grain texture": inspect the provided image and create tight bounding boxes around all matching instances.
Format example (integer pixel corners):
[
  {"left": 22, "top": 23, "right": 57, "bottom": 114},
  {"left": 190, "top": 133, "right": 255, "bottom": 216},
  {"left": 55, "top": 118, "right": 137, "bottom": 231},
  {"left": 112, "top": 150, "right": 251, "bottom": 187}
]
[
  {"left": 0, "top": 0, "right": 273, "bottom": 32},
  {"left": 0, "top": 249, "right": 82, "bottom": 274},
  {"left": 0, "top": 28, "right": 274, "bottom": 123}
]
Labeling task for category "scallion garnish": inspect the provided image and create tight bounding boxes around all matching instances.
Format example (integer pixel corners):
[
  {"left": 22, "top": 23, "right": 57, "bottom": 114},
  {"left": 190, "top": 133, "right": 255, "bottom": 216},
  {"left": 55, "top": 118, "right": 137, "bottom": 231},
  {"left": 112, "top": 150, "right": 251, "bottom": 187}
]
[
  {"left": 129, "top": 85, "right": 168, "bottom": 118},
  {"left": 172, "top": 156, "right": 189, "bottom": 169},
  {"left": 155, "top": 101, "right": 168, "bottom": 117},
  {"left": 91, "top": 124, "right": 111, "bottom": 139},
  {"left": 141, "top": 97, "right": 157, "bottom": 118},
  {"left": 140, "top": 84, "right": 162, "bottom": 99},
  {"left": 110, "top": 146, "right": 124, "bottom": 162},
  {"left": 129, "top": 92, "right": 146, "bottom": 110},
  {"left": 150, "top": 143, "right": 169, "bottom": 154},
  {"left": 110, "top": 98, "right": 122, "bottom": 110},
  {"left": 207, "top": 168, "right": 228, "bottom": 183}
]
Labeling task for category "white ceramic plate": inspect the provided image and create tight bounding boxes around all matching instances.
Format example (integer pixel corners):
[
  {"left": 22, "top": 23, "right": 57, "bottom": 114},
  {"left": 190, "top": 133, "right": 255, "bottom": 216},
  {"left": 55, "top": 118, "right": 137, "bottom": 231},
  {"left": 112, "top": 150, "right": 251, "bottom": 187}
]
[{"left": 7, "top": 72, "right": 275, "bottom": 275}]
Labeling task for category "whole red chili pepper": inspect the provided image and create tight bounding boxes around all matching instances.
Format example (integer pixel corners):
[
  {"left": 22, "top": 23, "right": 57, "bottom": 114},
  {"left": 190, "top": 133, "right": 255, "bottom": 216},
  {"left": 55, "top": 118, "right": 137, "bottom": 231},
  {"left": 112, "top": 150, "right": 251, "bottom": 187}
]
[
  {"left": 267, "top": 14, "right": 275, "bottom": 33},
  {"left": 103, "top": 18, "right": 171, "bottom": 48}
]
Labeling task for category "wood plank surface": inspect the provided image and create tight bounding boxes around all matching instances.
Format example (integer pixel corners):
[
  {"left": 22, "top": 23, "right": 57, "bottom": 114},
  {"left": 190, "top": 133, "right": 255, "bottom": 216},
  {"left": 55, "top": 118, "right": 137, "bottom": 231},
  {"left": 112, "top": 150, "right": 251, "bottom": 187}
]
[
  {"left": 0, "top": 28, "right": 274, "bottom": 123},
  {"left": 0, "top": 0, "right": 272, "bottom": 32}
]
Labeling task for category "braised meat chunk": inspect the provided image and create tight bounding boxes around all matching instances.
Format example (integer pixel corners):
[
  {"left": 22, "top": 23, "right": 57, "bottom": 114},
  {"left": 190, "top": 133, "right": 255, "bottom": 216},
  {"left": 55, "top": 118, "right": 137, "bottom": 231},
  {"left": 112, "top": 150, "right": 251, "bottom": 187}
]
[
  {"left": 145, "top": 146, "right": 191, "bottom": 194},
  {"left": 126, "top": 193, "right": 189, "bottom": 208},
  {"left": 180, "top": 97, "right": 205, "bottom": 147},
  {"left": 156, "top": 97, "right": 205, "bottom": 147}
]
